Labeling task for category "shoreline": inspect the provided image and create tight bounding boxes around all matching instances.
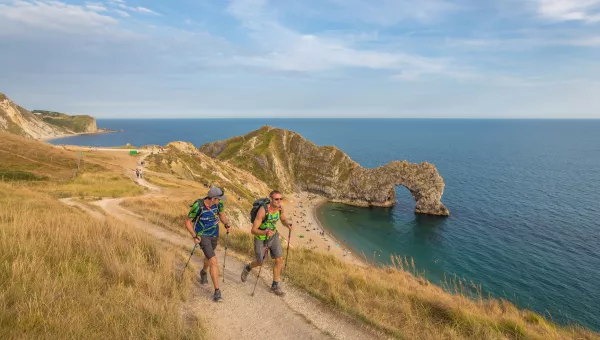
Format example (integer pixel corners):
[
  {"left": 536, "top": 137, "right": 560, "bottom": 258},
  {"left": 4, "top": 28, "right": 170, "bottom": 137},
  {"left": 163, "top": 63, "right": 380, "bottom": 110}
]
[
  {"left": 39, "top": 129, "right": 116, "bottom": 142},
  {"left": 282, "top": 191, "right": 366, "bottom": 267}
]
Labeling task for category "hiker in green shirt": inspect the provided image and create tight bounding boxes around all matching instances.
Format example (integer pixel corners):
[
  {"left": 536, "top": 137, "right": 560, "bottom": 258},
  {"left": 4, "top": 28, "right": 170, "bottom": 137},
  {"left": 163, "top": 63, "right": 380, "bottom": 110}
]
[{"left": 241, "top": 190, "right": 293, "bottom": 296}]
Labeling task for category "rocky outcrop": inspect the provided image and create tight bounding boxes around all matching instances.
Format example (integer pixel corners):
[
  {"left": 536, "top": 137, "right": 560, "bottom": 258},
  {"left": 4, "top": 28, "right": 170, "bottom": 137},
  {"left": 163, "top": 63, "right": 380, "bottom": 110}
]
[
  {"left": 32, "top": 110, "right": 98, "bottom": 133},
  {"left": 0, "top": 93, "right": 99, "bottom": 139},
  {"left": 199, "top": 126, "right": 449, "bottom": 216}
]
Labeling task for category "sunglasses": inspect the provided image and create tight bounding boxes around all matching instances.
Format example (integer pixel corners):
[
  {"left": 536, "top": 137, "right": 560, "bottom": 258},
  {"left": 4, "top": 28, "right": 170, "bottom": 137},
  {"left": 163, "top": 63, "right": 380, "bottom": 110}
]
[{"left": 272, "top": 197, "right": 283, "bottom": 201}]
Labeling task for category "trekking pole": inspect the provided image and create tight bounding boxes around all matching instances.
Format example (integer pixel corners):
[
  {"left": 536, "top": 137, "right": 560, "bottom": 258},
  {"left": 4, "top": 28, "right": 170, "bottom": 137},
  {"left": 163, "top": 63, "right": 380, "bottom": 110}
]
[
  {"left": 251, "top": 239, "right": 270, "bottom": 297},
  {"left": 180, "top": 244, "right": 197, "bottom": 279},
  {"left": 222, "top": 231, "right": 229, "bottom": 283},
  {"left": 282, "top": 227, "right": 291, "bottom": 281}
]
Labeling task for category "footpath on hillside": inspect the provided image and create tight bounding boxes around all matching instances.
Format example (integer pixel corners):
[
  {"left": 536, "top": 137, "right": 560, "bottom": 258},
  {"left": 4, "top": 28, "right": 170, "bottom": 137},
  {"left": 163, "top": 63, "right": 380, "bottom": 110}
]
[{"left": 61, "top": 148, "right": 383, "bottom": 340}]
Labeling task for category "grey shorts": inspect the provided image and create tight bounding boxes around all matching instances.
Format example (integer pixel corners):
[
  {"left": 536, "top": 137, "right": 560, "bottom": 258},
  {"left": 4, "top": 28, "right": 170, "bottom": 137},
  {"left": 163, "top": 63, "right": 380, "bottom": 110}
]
[
  {"left": 254, "top": 232, "right": 283, "bottom": 263},
  {"left": 199, "top": 236, "right": 218, "bottom": 259}
]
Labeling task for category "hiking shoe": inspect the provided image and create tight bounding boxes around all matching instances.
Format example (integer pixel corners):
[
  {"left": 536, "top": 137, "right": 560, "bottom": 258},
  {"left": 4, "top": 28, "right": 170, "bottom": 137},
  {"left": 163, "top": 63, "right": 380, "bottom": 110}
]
[
  {"left": 213, "top": 289, "right": 223, "bottom": 302},
  {"left": 199, "top": 270, "right": 208, "bottom": 285},
  {"left": 241, "top": 264, "right": 251, "bottom": 282},
  {"left": 271, "top": 285, "right": 286, "bottom": 297}
]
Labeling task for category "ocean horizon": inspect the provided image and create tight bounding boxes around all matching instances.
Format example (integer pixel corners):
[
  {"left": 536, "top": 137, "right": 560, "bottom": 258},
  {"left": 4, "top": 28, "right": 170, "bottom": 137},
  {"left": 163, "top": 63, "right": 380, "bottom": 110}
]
[{"left": 48, "top": 118, "right": 600, "bottom": 331}]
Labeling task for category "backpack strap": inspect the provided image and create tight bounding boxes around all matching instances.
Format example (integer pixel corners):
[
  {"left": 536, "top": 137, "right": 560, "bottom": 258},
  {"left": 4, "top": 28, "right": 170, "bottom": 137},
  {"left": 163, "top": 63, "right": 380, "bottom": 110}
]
[{"left": 191, "top": 198, "right": 218, "bottom": 229}]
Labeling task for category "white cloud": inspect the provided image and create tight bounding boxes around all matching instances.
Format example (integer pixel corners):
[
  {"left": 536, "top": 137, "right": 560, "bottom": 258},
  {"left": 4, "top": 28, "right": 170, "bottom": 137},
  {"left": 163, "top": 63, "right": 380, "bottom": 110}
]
[
  {"left": 537, "top": 0, "right": 600, "bottom": 22},
  {"left": 131, "top": 6, "right": 156, "bottom": 14},
  {"left": 325, "top": 0, "right": 459, "bottom": 25},
  {"left": 113, "top": 8, "right": 129, "bottom": 17},
  {"left": 114, "top": 1, "right": 159, "bottom": 15},
  {"left": 0, "top": 0, "right": 118, "bottom": 33},
  {"left": 227, "top": 0, "right": 451, "bottom": 77},
  {"left": 85, "top": 2, "right": 107, "bottom": 12}
]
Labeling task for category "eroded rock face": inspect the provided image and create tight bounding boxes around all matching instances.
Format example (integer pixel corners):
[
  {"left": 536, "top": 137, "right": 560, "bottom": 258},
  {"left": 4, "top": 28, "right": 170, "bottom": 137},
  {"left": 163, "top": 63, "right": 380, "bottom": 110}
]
[
  {"left": 0, "top": 93, "right": 99, "bottom": 139},
  {"left": 200, "top": 126, "right": 449, "bottom": 216}
]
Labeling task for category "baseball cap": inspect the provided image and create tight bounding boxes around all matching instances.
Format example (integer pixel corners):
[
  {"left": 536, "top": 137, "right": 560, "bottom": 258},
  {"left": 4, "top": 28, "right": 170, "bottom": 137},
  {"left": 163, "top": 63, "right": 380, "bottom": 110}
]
[{"left": 207, "top": 187, "right": 226, "bottom": 200}]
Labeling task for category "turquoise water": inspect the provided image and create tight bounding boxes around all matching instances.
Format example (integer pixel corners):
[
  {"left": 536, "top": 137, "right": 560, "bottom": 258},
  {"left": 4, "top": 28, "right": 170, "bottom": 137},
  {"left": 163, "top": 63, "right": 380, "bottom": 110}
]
[{"left": 49, "top": 119, "right": 600, "bottom": 330}]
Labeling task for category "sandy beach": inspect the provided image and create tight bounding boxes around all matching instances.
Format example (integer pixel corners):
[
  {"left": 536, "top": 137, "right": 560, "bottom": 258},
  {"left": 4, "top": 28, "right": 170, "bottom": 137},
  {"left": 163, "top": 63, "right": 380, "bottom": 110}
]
[{"left": 278, "top": 192, "right": 365, "bottom": 267}]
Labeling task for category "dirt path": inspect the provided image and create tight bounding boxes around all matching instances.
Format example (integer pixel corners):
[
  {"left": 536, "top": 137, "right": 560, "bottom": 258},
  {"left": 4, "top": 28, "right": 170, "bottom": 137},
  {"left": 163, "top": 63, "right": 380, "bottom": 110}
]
[{"left": 91, "top": 196, "right": 381, "bottom": 340}]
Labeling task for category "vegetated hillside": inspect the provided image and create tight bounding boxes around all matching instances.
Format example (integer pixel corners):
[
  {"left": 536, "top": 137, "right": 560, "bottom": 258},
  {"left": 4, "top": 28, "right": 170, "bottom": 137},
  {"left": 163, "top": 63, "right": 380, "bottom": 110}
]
[
  {"left": 0, "top": 131, "right": 97, "bottom": 181},
  {"left": 0, "top": 131, "right": 143, "bottom": 198},
  {"left": 199, "top": 126, "right": 449, "bottom": 215},
  {"left": 32, "top": 110, "right": 98, "bottom": 133},
  {"left": 0, "top": 93, "right": 98, "bottom": 139}
]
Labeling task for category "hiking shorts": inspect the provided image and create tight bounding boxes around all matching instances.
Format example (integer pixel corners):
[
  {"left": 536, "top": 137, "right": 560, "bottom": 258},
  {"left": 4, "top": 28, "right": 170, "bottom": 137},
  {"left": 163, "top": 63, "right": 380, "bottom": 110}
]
[
  {"left": 199, "top": 236, "right": 218, "bottom": 259},
  {"left": 254, "top": 232, "right": 283, "bottom": 264}
]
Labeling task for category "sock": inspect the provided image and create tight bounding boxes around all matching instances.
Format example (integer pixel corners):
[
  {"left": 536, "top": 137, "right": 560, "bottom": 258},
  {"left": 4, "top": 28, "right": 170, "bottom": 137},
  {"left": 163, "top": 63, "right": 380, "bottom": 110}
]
[
  {"left": 215, "top": 288, "right": 220, "bottom": 292},
  {"left": 201, "top": 269, "right": 207, "bottom": 274},
  {"left": 271, "top": 281, "right": 279, "bottom": 288},
  {"left": 245, "top": 264, "right": 251, "bottom": 271}
]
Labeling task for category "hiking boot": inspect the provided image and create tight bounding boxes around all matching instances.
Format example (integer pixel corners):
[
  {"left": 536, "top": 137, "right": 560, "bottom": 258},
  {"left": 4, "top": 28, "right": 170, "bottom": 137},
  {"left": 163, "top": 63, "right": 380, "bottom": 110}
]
[
  {"left": 241, "top": 264, "right": 251, "bottom": 282},
  {"left": 213, "top": 289, "right": 223, "bottom": 302},
  {"left": 271, "top": 284, "right": 286, "bottom": 297},
  {"left": 199, "top": 270, "right": 208, "bottom": 285}
]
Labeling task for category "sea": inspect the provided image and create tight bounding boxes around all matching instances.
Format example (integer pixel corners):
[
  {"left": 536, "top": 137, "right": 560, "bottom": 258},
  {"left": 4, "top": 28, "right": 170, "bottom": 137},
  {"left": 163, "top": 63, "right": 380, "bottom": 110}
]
[{"left": 48, "top": 119, "right": 600, "bottom": 331}]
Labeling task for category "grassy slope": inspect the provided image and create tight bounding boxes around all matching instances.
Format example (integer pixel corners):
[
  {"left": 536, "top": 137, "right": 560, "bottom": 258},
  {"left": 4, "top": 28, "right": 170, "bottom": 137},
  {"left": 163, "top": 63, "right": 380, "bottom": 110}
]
[
  {"left": 33, "top": 110, "right": 96, "bottom": 133},
  {"left": 0, "top": 132, "right": 143, "bottom": 198},
  {"left": 0, "top": 183, "right": 205, "bottom": 339}
]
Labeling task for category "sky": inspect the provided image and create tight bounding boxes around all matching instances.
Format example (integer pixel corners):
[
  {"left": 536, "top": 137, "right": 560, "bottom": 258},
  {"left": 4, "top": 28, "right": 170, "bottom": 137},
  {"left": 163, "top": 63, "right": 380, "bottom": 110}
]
[{"left": 1, "top": 0, "right": 600, "bottom": 118}]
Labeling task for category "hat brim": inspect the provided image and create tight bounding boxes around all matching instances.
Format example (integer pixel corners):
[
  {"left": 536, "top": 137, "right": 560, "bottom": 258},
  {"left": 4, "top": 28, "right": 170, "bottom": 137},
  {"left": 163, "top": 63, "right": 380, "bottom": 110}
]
[{"left": 210, "top": 195, "right": 226, "bottom": 200}]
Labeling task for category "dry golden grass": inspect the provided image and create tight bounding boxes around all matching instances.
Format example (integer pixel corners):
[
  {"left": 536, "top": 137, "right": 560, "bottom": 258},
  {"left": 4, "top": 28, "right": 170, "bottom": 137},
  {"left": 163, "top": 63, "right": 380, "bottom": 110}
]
[
  {"left": 120, "top": 196, "right": 192, "bottom": 237},
  {"left": 125, "top": 196, "right": 599, "bottom": 340},
  {"left": 0, "top": 183, "right": 205, "bottom": 339},
  {"left": 0, "top": 132, "right": 145, "bottom": 198},
  {"left": 44, "top": 172, "right": 146, "bottom": 198},
  {"left": 144, "top": 174, "right": 184, "bottom": 188}
]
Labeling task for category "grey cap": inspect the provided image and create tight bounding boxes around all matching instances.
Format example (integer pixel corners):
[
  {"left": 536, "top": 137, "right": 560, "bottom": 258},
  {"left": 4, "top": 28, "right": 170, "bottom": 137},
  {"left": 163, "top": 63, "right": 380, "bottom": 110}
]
[{"left": 207, "top": 187, "right": 226, "bottom": 200}]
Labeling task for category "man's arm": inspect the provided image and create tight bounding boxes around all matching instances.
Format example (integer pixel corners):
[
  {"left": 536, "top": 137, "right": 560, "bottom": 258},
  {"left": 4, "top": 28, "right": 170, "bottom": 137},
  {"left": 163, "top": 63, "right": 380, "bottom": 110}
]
[
  {"left": 219, "top": 212, "right": 231, "bottom": 231},
  {"left": 251, "top": 207, "right": 271, "bottom": 236},
  {"left": 185, "top": 201, "right": 200, "bottom": 242},
  {"left": 218, "top": 201, "right": 231, "bottom": 231},
  {"left": 185, "top": 218, "right": 197, "bottom": 238},
  {"left": 280, "top": 206, "right": 293, "bottom": 230}
]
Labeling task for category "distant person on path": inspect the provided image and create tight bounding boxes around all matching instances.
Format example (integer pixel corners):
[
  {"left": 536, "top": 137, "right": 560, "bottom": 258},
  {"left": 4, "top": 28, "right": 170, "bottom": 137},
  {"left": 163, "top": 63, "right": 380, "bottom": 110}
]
[
  {"left": 138, "top": 169, "right": 143, "bottom": 179},
  {"left": 241, "top": 190, "right": 293, "bottom": 296},
  {"left": 185, "top": 187, "right": 231, "bottom": 302},
  {"left": 135, "top": 169, "right": 139, "bottom": 178}
]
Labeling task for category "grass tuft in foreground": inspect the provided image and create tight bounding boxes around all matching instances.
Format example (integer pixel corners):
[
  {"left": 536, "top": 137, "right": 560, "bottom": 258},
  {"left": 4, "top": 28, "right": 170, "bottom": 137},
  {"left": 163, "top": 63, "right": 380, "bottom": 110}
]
[{"left": 0, "top": 183, "right": 205, "bottom": 339}]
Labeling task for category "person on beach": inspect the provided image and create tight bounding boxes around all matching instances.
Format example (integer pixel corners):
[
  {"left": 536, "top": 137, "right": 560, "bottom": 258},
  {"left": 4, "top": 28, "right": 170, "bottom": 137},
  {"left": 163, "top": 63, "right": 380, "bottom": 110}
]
[
  {"left": 241, "top": 190, "right": 293, "bottom": 296},
  {"left": 185, "top": 187, "right": 232, "bottom": 302},
  {"left": 135, "top": 168, "right": 139, "bottom": 178}
]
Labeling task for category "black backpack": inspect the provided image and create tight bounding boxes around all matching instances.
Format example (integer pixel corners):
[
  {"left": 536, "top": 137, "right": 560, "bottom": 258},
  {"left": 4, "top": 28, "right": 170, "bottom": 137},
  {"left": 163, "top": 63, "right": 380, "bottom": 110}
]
[{"left": 250, "top": 198, "right": 270, "bottom": 224}]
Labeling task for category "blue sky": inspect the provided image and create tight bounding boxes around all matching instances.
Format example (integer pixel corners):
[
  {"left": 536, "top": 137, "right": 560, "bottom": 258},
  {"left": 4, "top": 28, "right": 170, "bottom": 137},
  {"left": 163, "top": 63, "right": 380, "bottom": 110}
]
[{"left": 1, "top": 0, "right": 600, "bottom": 118}]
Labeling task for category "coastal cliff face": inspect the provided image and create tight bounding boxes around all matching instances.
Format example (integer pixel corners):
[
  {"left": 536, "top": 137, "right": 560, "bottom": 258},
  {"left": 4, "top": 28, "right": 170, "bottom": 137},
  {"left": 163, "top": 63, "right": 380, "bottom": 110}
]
[
  {"left": 199, "top": 126, "right": 449, "bottom": 216},
  {"left": 0, "top": 93, "right": 98, "bottom": 139},
  {"left": 32, "top": 110, "right": 98, "bottom": 133}
]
